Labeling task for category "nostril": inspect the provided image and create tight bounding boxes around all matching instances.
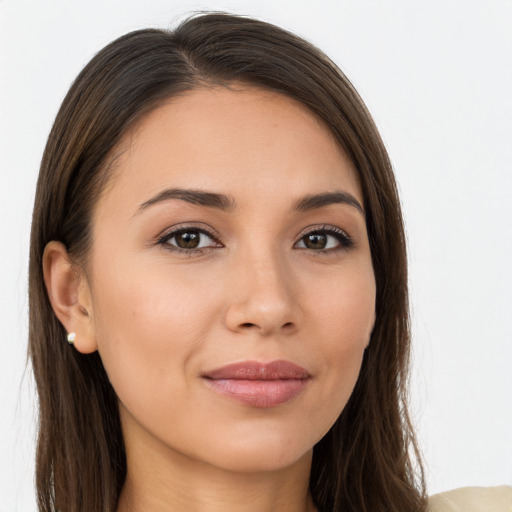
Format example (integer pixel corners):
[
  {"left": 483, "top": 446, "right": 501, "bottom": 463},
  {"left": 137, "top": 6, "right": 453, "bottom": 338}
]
[{"left": 239, "top": 321, "right": 295, "bottom": 331}]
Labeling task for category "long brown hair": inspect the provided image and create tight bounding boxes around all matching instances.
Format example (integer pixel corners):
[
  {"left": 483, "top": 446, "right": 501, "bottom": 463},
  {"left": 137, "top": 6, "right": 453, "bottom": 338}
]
[{"left": 29, "top": 12, "right": 427, "bottom": 512}]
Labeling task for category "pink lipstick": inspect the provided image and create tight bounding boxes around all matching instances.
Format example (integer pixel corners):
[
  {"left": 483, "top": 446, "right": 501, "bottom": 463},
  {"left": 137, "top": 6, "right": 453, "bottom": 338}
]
[{"left": 202, "top": 360, "right": 310, "bottom": 408}]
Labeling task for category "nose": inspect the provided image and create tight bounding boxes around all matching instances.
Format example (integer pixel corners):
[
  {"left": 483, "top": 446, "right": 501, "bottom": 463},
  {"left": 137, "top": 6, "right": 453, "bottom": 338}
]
[{"left": 223, "top": 247, "right": 301, "bottom": 337}]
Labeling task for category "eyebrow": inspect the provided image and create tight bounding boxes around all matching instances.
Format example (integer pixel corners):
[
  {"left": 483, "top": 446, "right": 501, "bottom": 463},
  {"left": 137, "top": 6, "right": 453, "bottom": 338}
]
[
  {"left": 135, "top": 188, "right": 237, "bottom": 215},
  {"left": 135, "top": 188, "right": 365, "bottom": 216},
  {"left": 292, "top": 191, "right": 365, "bottom": 215}
]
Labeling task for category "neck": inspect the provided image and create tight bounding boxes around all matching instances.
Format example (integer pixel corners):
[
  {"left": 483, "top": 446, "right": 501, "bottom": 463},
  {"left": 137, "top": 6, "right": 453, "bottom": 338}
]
[{"left": 116, "top": 414, "right": 317, "bottom": 512}]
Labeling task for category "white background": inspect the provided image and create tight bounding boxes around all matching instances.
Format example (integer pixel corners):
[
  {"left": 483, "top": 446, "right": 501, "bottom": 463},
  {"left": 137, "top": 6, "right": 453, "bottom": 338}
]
[{"left": 1, "top": 1, "right": 511, "bottom": 509}]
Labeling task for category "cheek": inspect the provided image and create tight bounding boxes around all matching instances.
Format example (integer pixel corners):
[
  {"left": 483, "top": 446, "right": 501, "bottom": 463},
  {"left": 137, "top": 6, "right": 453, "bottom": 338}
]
[
  {"left": 307, "top": 264, "right": 375, "bottom": 416},
  {"left": 311, "top": 261, "right": 375, "bottom": 348},
  {"left": 92, "top": 255, "right": 218, "bottom": 338},
  {"left": 88, "top": 260, "right": 221, "bottom": 408}
]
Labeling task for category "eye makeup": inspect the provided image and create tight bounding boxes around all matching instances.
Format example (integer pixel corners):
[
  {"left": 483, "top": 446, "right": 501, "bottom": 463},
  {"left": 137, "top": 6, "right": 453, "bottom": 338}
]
[{"left": 155, "top": 223, "right": 355, "bottom": 257}]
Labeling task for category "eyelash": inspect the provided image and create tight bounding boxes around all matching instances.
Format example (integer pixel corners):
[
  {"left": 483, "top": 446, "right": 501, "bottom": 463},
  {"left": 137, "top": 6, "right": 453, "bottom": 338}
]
[
  {"left": 297, "top": 226, "right": 354, "bottom": 254},
  {"left": 156, "top": 225, "right": 354, "bottom": 256},
  {"left": 156, "top": 226, "right": 223, "bottom": 257}
]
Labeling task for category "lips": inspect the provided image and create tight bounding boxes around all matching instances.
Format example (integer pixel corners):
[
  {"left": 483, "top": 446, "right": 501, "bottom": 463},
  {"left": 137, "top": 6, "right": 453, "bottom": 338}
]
[{"left": 202, "top": 360, "right": 310, "bottom": 408}]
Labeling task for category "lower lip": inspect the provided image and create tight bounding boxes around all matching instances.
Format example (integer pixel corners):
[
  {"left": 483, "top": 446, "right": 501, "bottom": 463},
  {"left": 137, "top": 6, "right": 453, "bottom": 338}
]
[{"left": 204, "top": 378, "right": 309, "bottom": 408}]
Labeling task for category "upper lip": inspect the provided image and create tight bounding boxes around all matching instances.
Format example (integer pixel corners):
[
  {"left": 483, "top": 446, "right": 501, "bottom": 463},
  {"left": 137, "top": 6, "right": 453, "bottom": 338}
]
[{"left": 203, "top": 360, "right": 310, "bottom": 380}]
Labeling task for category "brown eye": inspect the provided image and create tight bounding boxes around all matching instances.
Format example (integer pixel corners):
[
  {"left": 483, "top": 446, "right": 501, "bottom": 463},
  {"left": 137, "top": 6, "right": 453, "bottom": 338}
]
[
  {"left": 302, "top": 233, "right": 327, "bottom": 250},
  {"left": 175, "top": 231, "right": 201, "bottom": 249},
  {"left": 160, "top": 228, "right": 221, "bottom": 252},
  {"left": 295, "top": 227, "right": 354, "bottom": 252}
]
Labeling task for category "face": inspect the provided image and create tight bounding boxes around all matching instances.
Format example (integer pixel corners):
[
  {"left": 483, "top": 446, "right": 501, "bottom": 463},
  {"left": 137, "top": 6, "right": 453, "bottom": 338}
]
[{"left": 84, "top": 85, "right": 376, "bottom": 473}]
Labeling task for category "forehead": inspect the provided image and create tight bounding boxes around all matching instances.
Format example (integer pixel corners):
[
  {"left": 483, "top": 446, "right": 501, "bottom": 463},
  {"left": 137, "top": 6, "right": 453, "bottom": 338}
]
[{"left": 97, "top": 85, "right": 362, "bottom": 216}]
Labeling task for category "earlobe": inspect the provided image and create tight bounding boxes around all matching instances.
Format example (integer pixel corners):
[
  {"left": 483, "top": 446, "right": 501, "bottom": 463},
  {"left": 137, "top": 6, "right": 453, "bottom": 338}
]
[{"left": 42, "top": 241, "right": 98, "bottom": 354}]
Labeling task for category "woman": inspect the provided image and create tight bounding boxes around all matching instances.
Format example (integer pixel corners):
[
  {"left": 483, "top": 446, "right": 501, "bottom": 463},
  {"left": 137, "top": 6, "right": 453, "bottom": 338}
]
[{"left": 30, "top": 12, "right": 507, "bottom": 512}]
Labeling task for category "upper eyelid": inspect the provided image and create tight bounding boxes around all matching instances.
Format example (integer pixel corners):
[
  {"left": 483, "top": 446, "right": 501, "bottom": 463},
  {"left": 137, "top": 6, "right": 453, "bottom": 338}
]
[
  {"left": 158, "top": 224, "right": 352, "bottom": 249},
  {"left": 296, "top": 225, "right": 353, "bottom": 244},
  {"left": 158, "top": 224, "right": 223, "bottom": 244},
  {"left": 299, "top": 225, "right": 349, "bottom": 236},
  {"left": 160, "top": 223, "right": 349, "bottom": 237}
]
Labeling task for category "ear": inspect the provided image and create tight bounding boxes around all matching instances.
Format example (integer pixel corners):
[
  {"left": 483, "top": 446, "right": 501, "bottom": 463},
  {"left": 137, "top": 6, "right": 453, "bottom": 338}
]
[{"left": 42, "top": 241, "right": 98, "bottom": 354}]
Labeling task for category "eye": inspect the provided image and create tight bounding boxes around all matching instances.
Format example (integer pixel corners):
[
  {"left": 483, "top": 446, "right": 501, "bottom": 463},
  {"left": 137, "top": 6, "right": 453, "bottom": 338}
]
[
  {"left": 295, "top": 226, "right": 354, "bottom": 252},
  {"left": 158, "top": 227, "right": 222, "bottom": 253}
]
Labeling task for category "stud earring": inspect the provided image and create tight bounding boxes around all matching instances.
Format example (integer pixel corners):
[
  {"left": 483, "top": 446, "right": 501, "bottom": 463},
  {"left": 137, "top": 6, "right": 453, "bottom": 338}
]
[{"left": 67, "top": 332, "right": 76, "bottom": 345}]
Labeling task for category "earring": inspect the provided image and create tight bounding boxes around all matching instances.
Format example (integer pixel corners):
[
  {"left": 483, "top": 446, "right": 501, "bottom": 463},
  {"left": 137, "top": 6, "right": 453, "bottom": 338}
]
[{"left": 67, "top": 332, "right": 76, "bottom": 345}]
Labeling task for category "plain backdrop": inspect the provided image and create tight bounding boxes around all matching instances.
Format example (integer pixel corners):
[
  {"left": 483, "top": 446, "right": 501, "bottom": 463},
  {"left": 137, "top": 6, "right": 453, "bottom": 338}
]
[{"left": 1, "top": 0, "right": 511, "bottom": 509}]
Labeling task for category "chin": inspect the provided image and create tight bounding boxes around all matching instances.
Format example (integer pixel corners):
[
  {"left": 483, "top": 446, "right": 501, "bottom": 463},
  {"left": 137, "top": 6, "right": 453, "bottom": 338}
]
[
  {"left": 189, "top": 425, "right": 317, "bottom": 474},
  {"left": 211, "top": 446, "right": 313, "bottom": 474}
]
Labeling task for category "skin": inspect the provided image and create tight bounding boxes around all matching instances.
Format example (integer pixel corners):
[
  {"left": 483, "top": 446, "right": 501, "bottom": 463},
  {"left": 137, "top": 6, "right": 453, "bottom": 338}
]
[{"left": 44, "top": 85, "right": 376, "bottom": 512}]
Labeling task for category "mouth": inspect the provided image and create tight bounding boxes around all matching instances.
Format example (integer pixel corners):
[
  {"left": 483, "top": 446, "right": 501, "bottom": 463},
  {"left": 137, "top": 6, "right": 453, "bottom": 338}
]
[{"left": 202, "top": 360, "right": 311, "bottom": 408}]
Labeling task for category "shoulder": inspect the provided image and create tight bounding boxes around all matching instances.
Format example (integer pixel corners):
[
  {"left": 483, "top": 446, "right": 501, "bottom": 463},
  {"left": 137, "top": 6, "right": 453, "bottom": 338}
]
[{"left": 427, "top": 485, "right": 512, "bottom": 512}]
